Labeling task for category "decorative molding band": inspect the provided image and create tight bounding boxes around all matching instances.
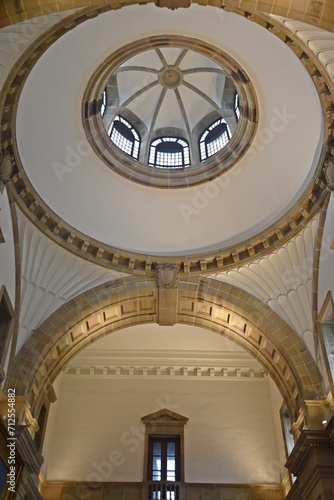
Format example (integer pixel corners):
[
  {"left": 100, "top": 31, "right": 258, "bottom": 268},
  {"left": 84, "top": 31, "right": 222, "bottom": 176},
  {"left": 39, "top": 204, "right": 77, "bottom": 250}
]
[
  {"left": 64, "top": 363, "right": 267, "bottom": 380},
  {"left": 64, "top": 349, "right": 266, "bottom": 380},
  {"left": 70, "top": 348, "right": 260, "bottom": 361},
  {"left": 0, "top": 6, "right": 331, "bottom": 276},
  {"left": 155, "top": 0, "right": 192, "bottom": 9}
]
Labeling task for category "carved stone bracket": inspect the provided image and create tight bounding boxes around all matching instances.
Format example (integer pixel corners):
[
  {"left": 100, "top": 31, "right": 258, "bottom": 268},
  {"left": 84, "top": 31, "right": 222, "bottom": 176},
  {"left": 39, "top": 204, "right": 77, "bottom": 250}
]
[
  {"left": 0, "top": 150, "right": 14, "bottom": 194},
  {"left": 154, "top": 0, "right": 191, "bottom": 9},
  {"left": 155, "top": 264, "right": 180, "bottom": 289},
  {"left": 0, "top": 393, "right": 39, "bottom": 439},
  {"left": 155, "top": 264, "right": 180, "bottom": 326},
  {"left": 324, "top": 154, "right": 334, "bottom": 191}
]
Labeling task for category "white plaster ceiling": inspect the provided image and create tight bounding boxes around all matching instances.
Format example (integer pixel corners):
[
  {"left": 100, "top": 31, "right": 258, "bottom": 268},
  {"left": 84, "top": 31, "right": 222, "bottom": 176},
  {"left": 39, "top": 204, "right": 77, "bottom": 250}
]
[
  {"left": 106, "top": 47, "right": 230, "bottom": 138},
  {"left": 15, "top": 4, "right": 322, "bottom": 256}
]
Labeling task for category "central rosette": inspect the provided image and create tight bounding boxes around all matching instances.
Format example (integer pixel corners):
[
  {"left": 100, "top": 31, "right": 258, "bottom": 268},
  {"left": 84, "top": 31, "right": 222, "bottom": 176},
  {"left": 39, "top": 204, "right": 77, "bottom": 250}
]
[{"left": 159, "top": 66, "right": 183, "bottom": 89}]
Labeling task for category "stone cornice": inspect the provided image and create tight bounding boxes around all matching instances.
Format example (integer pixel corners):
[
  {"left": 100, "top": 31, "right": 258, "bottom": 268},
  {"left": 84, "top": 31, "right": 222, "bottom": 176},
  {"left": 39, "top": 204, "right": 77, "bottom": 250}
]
[
  {"left": 64, "top": 349, "right": 265, "bottom": 379},
  {"left": 65, "top": 350, "right": 268, "bottom": 381},
  {"left": 65, "top": 363, "right": 266, "bottom": 380},
  {"left": 286, "top": 418, "right": 334, "bottom": 475},
  {"left": 69, "top": 348, "right": 260, "bottom": 363}
]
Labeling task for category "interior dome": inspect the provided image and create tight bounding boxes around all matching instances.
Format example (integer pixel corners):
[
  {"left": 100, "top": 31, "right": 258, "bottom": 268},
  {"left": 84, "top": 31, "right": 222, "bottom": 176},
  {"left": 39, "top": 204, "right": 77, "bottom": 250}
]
[
  {"left": 83, "top": 35, "right": 257, "bottom": 188},
  {"left": 16, "top": 5, "right": 322, "bottom": 255}
]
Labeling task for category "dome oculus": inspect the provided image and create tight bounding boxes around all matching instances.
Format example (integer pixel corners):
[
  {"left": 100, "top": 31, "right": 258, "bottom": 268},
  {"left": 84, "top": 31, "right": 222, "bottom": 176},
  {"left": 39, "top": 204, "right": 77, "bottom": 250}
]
[{"left": 83, "top": 36, "right": 258, "bottom": 188}]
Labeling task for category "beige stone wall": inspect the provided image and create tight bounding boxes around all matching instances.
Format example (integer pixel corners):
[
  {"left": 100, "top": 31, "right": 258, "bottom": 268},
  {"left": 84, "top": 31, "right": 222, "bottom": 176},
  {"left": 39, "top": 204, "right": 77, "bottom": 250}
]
[{"left": 43, "top": 376, "right": 283, "bottom": 485}]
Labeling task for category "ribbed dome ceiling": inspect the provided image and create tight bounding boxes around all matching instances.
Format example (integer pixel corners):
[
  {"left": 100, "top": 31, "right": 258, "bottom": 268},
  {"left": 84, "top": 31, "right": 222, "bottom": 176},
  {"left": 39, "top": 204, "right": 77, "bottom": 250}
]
[{"left": 102, "top": 47, "right": 238, "bottom": 166}]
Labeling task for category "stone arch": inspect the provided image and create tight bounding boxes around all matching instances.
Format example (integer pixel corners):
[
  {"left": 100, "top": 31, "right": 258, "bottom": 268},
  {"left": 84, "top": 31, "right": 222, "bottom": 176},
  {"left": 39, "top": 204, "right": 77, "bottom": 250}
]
[{"left": 6, "top": 276, "right": 324, "bottom": 423}]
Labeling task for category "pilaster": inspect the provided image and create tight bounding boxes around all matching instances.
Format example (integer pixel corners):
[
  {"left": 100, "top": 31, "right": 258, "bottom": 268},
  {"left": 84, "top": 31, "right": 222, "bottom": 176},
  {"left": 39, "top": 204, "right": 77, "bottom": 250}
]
[
  {"left": 0, "top": 392, "right": 43, "bottom": 499},
  {"left": 291, "top": 399, "right": 333, "bottom": 441},
  {"left": 286, "top": 415, "right": 334, "bottom": 500},
  {"left": 0, "top": 390, "right": 39, "bottom": 438}
]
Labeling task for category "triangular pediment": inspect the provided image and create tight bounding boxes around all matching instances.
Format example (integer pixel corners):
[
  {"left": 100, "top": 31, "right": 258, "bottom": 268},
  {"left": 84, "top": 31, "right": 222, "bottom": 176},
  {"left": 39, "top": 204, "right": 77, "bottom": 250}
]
[{"left": 141, "top": 408, "right": 188, "bottom": 425}]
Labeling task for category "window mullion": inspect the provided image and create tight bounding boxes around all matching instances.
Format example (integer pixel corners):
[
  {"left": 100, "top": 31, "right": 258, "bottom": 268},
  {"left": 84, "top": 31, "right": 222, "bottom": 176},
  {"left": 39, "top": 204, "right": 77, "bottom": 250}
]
[{"left": 162, "top": 440, "right": 167, "bottom": 481}]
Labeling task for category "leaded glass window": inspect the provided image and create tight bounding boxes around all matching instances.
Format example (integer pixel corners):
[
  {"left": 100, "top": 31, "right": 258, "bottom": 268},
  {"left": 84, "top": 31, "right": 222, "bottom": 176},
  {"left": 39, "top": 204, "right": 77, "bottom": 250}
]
[
  {"left": 149, "top": 137, "right": 190, "bottom": 168},
  {"left": 234, "top": 92, "right": 240, "bottom": 120},
  {"left": 199, "top": 118, "right": 231, "bottom": 161},
  {"left": 101, "top": 89, "right": 107, "bottom": 116},
  {"left": 108, "top": 115, "right": 140, "bottom": 159}
]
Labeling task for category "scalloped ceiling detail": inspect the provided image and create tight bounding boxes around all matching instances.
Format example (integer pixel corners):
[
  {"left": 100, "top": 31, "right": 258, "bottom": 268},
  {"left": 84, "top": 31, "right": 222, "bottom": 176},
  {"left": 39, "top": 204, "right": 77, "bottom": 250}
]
[
  {"left": 17, "top": 210, "right": 125, "bottom": 354},
  {"left": 212, "top": 215, "right": 320, "bottom": 357},
  {"left": 0, "top": 11, "right": 77, "bottom": 90},
  {"left": 271, "top": 16, "right": 334, "bottom": 84}
]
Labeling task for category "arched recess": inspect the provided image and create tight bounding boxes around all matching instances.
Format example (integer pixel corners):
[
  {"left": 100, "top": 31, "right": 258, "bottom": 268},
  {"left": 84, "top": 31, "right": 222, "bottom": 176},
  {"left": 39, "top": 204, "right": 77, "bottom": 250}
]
[{"left": 6, "top": 276, "right": 324, "bottom": 424}]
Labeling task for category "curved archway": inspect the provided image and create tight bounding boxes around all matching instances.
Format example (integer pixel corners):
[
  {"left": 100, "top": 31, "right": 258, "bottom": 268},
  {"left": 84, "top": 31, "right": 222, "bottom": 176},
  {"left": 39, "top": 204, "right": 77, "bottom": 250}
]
[{"left": 6, "top": 276, "right": 324, "bottom": 422}]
